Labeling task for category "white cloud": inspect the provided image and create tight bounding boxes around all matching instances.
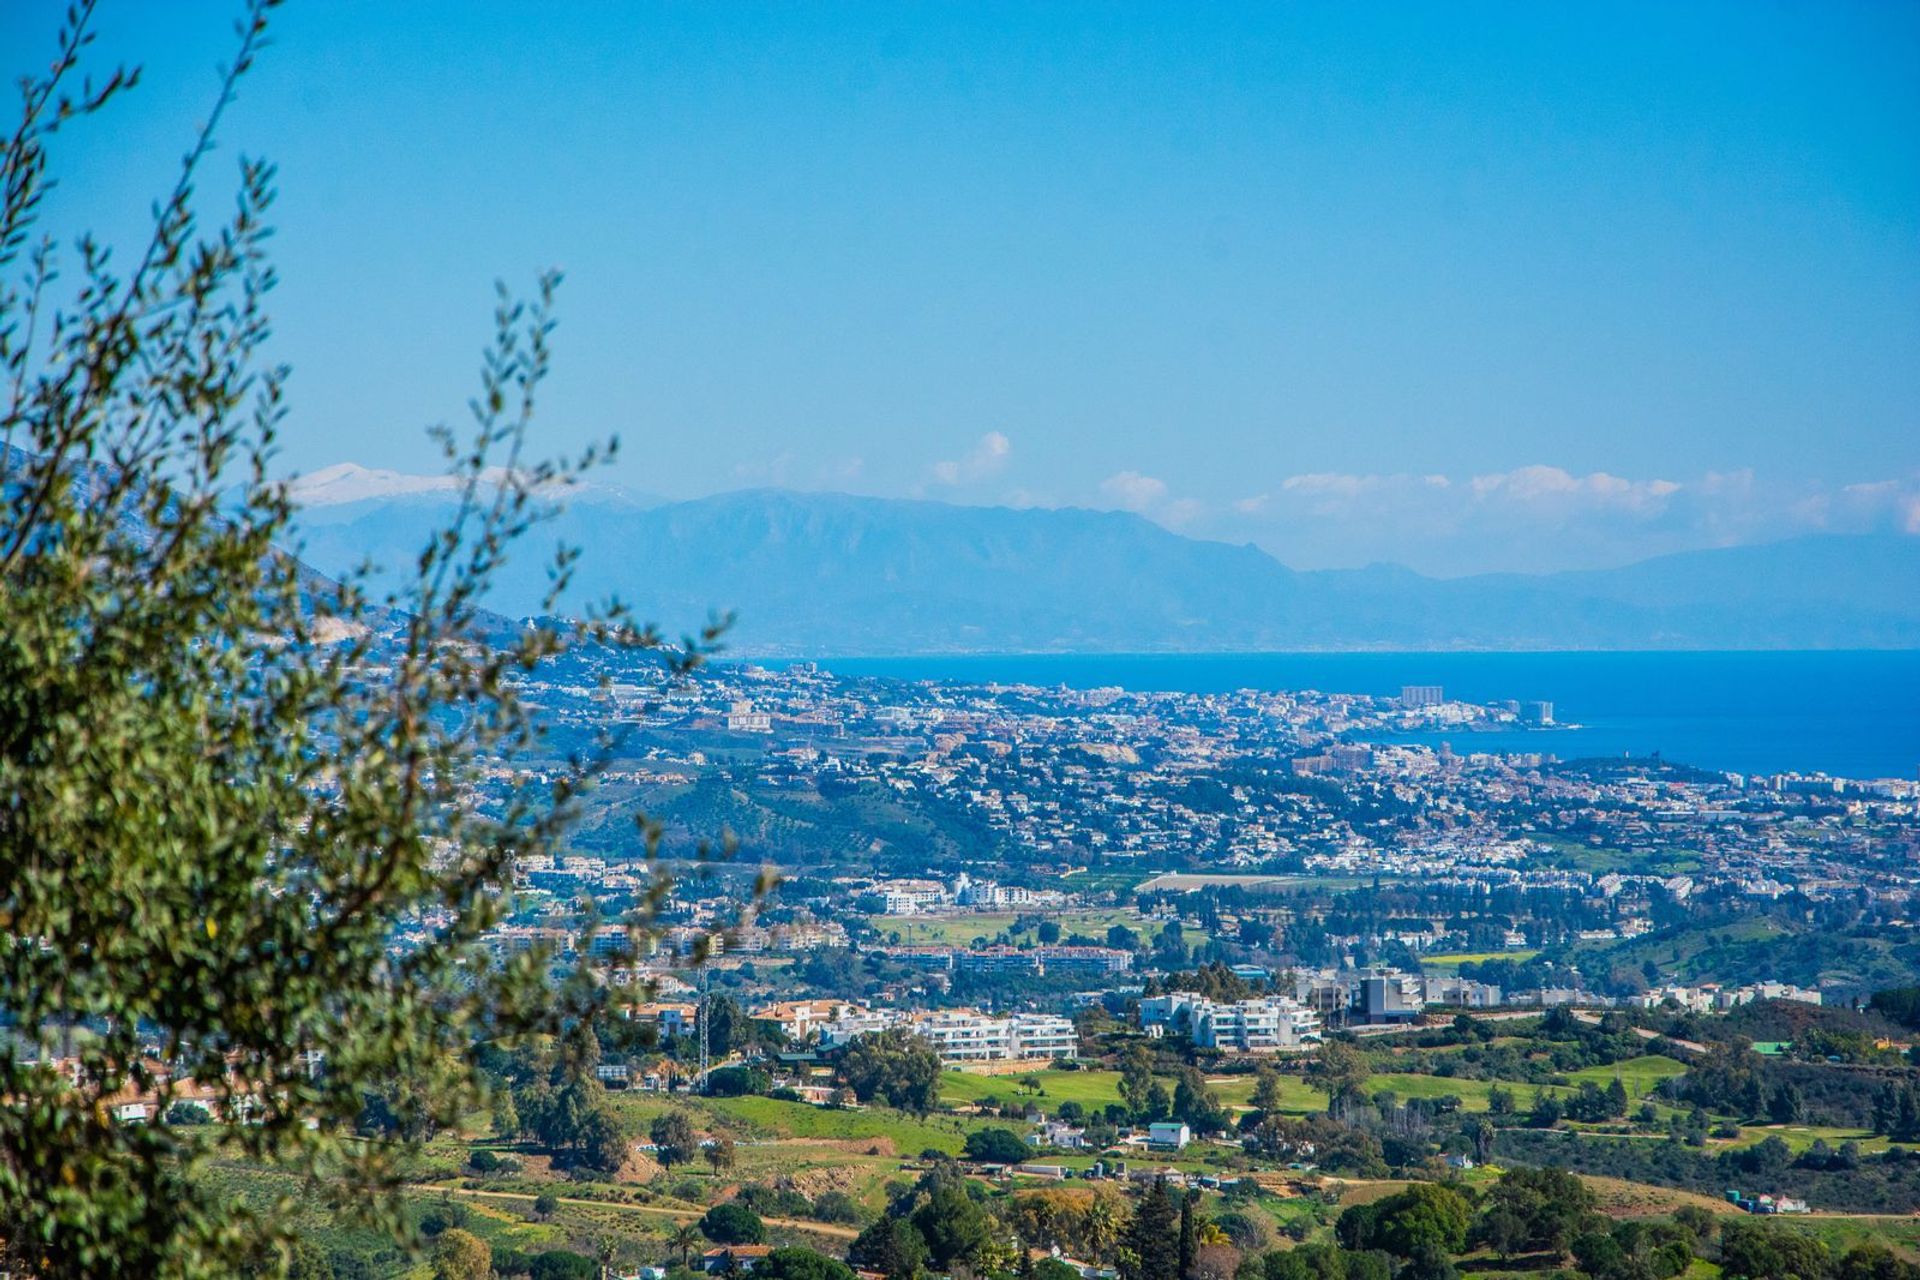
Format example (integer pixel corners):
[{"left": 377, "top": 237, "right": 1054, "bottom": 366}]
[
  {"left": 1467, "top": 464, "right": 1681, "bottom": 513},
  {"left": 1099, "top": 470, "right": 1170, "bottom": 512},
  {"left": 287, "top": 462, "right": 516, "bottom": 507},
  {"left": 931, "top": 431, "right": 1012, "bottom": 486},
  {"left": 1203, "top": 465, "right": 1920, "bottom": 575}
]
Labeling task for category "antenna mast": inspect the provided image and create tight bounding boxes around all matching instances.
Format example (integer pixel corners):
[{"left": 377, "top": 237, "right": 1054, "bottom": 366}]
[{"left": 697, "top": 966, "right": 711, "bottom": 1089}]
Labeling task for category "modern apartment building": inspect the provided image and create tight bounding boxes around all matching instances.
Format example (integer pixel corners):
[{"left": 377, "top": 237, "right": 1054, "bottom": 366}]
[
  {"left": 1138, "top": 993, "right": 1321, "bottom": 1052},
  {"left": 816, "top": 1007, "right": 1078, "bottom": 1063}
]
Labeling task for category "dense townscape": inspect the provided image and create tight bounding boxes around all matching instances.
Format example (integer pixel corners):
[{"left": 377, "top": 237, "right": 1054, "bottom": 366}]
[
  {"left": 127, "top": 644, "right": 1918, "bottom": 1279},
  {"left": 7, "top": 3, "right": 1920, "bottom": 1277}
]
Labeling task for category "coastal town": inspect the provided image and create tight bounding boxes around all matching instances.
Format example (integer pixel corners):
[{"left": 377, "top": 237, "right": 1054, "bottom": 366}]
[{"left": 477, "top": 649, "right": 1920, "bottom": 1006}]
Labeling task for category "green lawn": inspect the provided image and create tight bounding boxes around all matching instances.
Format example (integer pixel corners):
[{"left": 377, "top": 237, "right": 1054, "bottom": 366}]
[
  {"left": 1421, "top": 950, "right": 1540, "bottom": 968},
  {"left": 936, "top": 1057, "right": 1692, "bottom": 1121},
  {"left": 1566, "top": 1055, "right": 1689, "bottom": 1093},
  {"left": 940, "top": 1068, "right": 1130, "bottom": 1109},
  {"left": 706, "top": 1094, "right": 988, "bottom": 1154},
  {"left": 869, "top": 908, "right": 1193, "bottom": 948},
  {"left": 609, "top": 1090, "right": 991, "bottom": 1155},
  {"left": 939, "top": 1067, "right": 1327, "bottom": 1116}
]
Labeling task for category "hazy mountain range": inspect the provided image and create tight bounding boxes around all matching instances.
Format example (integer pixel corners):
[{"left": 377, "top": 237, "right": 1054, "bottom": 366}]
[{"left": 288, "top": 465, "right": 1920, "bottom": 656}]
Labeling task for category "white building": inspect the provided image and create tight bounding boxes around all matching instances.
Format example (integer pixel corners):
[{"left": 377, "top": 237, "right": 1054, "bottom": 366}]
[
  {"left": 1008, "top": 1013, "right": 1079, "bottom": 1060},
  {"left": 1147, "top": 1121, "right": 1191, "bottom": 1150},
  {"left": 818, "top": 1008, "right": 1078, "bottom": 1064},
  {"left": 1138, "top": 993, "right": 1321, "bottom": 1052},
  {"left": 872, "top": 878, "right": 947, "bottom": 915},
  {"left": 726, "top": 700, "right": 772, "bottom": 733},
  {"left": 751, "top": 999, "right": 869, "bottom": 1042}
]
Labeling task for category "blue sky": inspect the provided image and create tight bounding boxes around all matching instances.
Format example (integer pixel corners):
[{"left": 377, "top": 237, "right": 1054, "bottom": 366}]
[{"left": 8, "top": 1, "right": 1918, "bottom": 574}]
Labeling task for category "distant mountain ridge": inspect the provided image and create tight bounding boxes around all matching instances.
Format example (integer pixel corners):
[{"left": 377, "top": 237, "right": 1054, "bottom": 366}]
[{"left": 288, "top": 482, "right": 1920, "bottom": 655}]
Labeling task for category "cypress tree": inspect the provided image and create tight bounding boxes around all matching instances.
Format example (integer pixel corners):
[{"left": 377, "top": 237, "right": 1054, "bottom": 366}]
[
  {"left": 1119, "top": 1179, "right": 1181, "bottom": 1280},
  {"left": 1177, "top": 1189, "right": 1197, "bottom": 1279}
]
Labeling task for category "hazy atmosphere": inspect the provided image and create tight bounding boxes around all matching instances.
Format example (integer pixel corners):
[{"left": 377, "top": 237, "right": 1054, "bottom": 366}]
[
  {"left": 12, "top": 0, "right": 1918, "bottom": 575},
  {"left": 8, "top": 5, "right": 1920, "bottom": 1278}
]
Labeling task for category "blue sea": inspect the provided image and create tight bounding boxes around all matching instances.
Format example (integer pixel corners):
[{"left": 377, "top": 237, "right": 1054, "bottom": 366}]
[{"left": 786, "top": 651, "right": 1920, "bottom": 782}]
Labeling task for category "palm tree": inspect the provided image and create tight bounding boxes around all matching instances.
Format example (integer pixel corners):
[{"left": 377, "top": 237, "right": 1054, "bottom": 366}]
[
  {"left": 671, "top": 1223, "right": 703, "bottom": 1269},
  {"left": 1085, "top": 1195, "right": 1123, "bottom": 1263}
]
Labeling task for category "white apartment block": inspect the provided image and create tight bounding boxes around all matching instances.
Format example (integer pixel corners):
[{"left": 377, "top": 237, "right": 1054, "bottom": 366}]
[
  {"left": 1007, "top": 1012, "right": 1079, "bottom": 1060},
  {"left": 1138, "top": 993, "right": 1321, "bottom": 1052},
  {"left": 872, "top": 878, "right": 948, "bottom": 915},
  {"left": 751, "top": 999, "right": 869, "bottom": 1042},
  {"left": 817, "top": 1008, "right": 1078, "bottom": 1063},
  {"left": 1631, "top": 981, "right": 1822, "bottom": 1012},
  {"left": 726, "top": 700, "right": 773, "bottom": 733},
  {"left": 916, "top": 1010, "right": 1013, "bottom": 1061}
]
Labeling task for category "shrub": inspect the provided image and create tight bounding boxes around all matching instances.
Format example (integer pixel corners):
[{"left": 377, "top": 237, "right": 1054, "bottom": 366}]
[
  {"left": 163, "top": 1103, "right": 212, "bottom": 1126},
  {"left": 700, "top": 1202, "right": 766, "bottom": 1245},
  {"left": 811, "top": 1191, "right": 864, "bottom": 1224},
  {"left": 706, "top": 1066, "right": 771, "bottom": 1098},
  {"left": 962, "top": 1127, "right": 1032, "bottom": 1164}
]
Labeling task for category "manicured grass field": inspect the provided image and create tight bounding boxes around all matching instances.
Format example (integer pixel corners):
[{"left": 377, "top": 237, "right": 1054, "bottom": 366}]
[
  {"left": 940, "top": 1067, "right": 1327, "bottom": 1116},
  {"left": 937, "top": 1056, "right": 1694, "bottom": 1121},
  {"left": 609, "top": 1090, "right": 991, "bottom": 1156},
  {"left": 705, "top": 1094, "right": 989, "bottom": 1154},
  {"left": 939, "top": 1068, "right": 1131, "bottom": 1109},
  {"left": 870, "top": 907, "right": 1200, "bottom": 948},
  {"left": 1420, "top": 949, "right": 1540, "bottom": 968},
  {"left": 1566, "top": 1055, "right": 1689, "bottom": 1093}
]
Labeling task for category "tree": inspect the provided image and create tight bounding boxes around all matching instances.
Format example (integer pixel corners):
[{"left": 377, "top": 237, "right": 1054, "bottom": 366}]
[
  {"left": 492, "top": 1087, "right": 522, "bottom": 1140},
  {"left": 669, "top": 1225, "right": 704, "bottom": 1270},
  {"left": 1171, "top": 1067, "right": 1230, "bottom": 1136},
  {"left": 1263, "top": 1245, "right": 1391, "bottom": 1280},
  {"left": 1178, "top": 1189, "right": 1197, "bottom": 1279},
  {"left": 651, "top": 1111, "right": 701, "bottom": 1168},
  {"left": 964, "top": 1127, "right": 1033, "bottom": 1164},
  {"left": 432, "top": 1230, "right": 491, "bottom": 1280},
  {"left": 1118, "top": 1044, "right": 1159, "bottom": 1122},
  {"left": 1308, "top": 1041, "right": 1371, "bottom": 1121},
  {"left": 758, "top": 1247, "right": 858, "bottom": 1280},
  {"left": 705, "top": 1134, "right": 737, "bottom": 1174},
  {"left": 1250, "top": 1064, "right": 1284, "bottom": 1115},
  {"left": 531, "top": 1194, "right": 560, "bottom": 1221},
  {"left": 848, "top": 1216, "right": 930, "bottom": 1279},
  {"left": 699, "top": 1203, "right": 765, "bottom": 1246},
  {"left": 701, "top": 995, "right": 745, "bottom": 1059},
  {"left": 912, "top": 1184, "right": 1003, "bottom": 1271},
  {"left": 1338, "top": 1183, "right": 1470, "bottom": 1261},
  {"left": 706, "top": 1065, "right": 770, "bottom": 1098},
  {"left": 838, "top": 1027, "right": 943, "bottom": 1114},
  {"left": 1837, "top": 1242, "right": 1919, "bottom": 1280},
  {"left": 0, "top": 7, "right": 728, "bottom": 1275},
  {"left": 1868, "top": 985, "right": 1920, "bottom": 1030},
  {"left": 1720, "top": 1218, "right": 1830, "bottom": 1280},
  {"left": 1118, "top": 1180, "right": 1180, "bottom": 1280},
  {"left": 526, "top": 1253, "right": 597, "bottom": 1280},
  {"left": 284, "top": 1241, "right": 334, "bottom": 1280},
  {"left": 574, "top": 1106, "right": 630, "bottom": 1174},
  {"left": 1153, "top": 921, "right": 1189, "bottom": 969},
  {"left": 1473, "top": 1166, "right": 1597, "bottom": 1258}
]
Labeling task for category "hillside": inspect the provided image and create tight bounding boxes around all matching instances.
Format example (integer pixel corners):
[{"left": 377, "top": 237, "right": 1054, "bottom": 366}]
[{"left": 290, "top": 484, "right": 1920, "bottom": 655}]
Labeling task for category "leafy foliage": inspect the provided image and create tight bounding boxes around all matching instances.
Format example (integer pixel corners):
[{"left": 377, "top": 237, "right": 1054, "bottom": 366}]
[
  {"left": 0, "top": 4, "right": 725, "bottom": 1274},
  {"left": 837, "top": 1027, "right": 942, "bottom": 1114},
  {"left": 698, "top": 1203, "right": 765, "bottom": 1246}
]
